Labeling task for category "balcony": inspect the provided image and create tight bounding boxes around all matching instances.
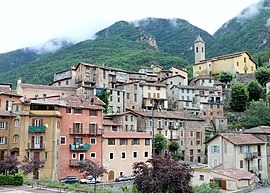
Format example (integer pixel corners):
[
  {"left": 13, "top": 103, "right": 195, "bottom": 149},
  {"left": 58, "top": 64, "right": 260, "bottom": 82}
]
[
  {"left": 28, "top": 143, "right": 45, "bottom": 150},
  {"left": 69, "top": 160, "right": 86, "bottom": 167},
  {"left": 245, "top": 152, "right": 258, "bottom": 159},
  {"left": 70, "top": 144, "right": 90, "bottom": 151},
  {"left": 169, "top": 125, "right": 178, "bottom": 130},
  {"left": 28, "top": 126, "right": 46, "bottom": 133}
]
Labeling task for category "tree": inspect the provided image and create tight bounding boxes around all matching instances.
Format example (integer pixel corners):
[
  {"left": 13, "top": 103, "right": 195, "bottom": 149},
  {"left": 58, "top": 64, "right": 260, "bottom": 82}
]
[
  {"left": 96, "top": 89, "right": 110, "bottom": 114},
  {"left": 193, "top": 183, "right": 221, "bottom": 193},
  {"left": 79, "top": 159, "right": 107, "bottom": 193},
  {"left": 133, "top": 156, "right": 193, "bottom": 193},
  {"left": 247, "top": 80, "right": 263, "bottom": 101},
  {"left": 255, "top": 66, "right": 270, "bottom": 86},
  {"left": 20, "top": 156, "right": 45, "bottom": 180},
  {"left": 0, "top": 155, "right": 20, "bottom": 174},
  {"left": 154, "top": 134, "right": 167, "bottom": 155},
  {"left": 168, "top": 141, "right": 181, "bottom": 160},
  {"left": 229, "top": 83, "right": 248, "bottom": 112},
  {"left": 216, "top": 71, "right": 233, "bottom": 86},
  {"left": 242, "top": 100, "right": 270, "bottom": 128}
]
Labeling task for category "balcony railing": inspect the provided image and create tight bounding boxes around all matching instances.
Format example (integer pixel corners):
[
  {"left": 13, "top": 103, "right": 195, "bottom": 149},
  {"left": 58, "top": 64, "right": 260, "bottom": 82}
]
[
  {"left": 70, "top": 144, "right": 90, "bottom": 151},
  {"left": 28, "top": 126, "right": 46, "bottom": 133},
  {"left": 28, "top": 143, "right": 45, "bottom": 150},
  {"left": 245, "top": 152, "right": 258, "bottom": 159},
  {"left": 69, "top": 160, "right": 86, "bottom": 166},
  {"left": 69, "top": 128, "right": 97, "bottom": 135}
]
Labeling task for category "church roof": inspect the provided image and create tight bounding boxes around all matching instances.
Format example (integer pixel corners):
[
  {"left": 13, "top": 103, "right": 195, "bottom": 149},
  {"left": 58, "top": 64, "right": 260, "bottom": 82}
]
[{"left": 194, "top": 35, "right": 205, "bottom": 43}]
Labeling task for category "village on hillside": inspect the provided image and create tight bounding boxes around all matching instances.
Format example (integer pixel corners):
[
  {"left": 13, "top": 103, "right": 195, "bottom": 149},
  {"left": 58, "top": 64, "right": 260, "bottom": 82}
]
[{"left": 0, "top": 35, "right": 270, "bottom": 192}]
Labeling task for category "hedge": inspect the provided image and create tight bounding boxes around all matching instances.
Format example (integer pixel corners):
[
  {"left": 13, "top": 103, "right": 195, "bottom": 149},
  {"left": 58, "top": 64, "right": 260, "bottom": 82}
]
[{"left": 0, "top": 172, "right": 24, "bottom": 185}]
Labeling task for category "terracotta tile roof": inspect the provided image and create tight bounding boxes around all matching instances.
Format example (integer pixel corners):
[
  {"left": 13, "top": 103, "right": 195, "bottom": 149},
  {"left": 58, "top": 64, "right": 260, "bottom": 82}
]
[
  {"left": 160, "top": 74, "right": 186, "bottom": 82},
  {"left": 0, "top": 110, "right": 17, "bottom": 117},
  {"left": 103, "top": 131, "right": 152, "bottom": 139},
  {"left": 140, "top": 82, "right": 167, "bottom": 87},
  {"left": 0, "top": 90, "right": 22, "bottom": 97},
  {"left": 19, "top": 83, "right": 76, "bottom": 91},
  {"left": 207, "top": 133, "right": 267, "bottom": 145},
  {"left": 103, "top": 119, "right": 121, "bottom": 126},
  {"left": 244, "top": 126, "right": 270, "bottom": 134},
  {"left": 105, "top": 111, "right": 139, "bottom": 117},
  {"left": 134, "top": 110, "right": 204, "bottom": 121},
  {"left": 212, "top": 168, "right": 255, "bottom": 180}
]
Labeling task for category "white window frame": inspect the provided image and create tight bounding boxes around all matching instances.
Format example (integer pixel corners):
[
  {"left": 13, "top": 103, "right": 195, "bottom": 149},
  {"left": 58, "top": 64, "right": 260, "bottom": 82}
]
[
  {"left": 212, "top": 158, "right": 218, "bottom": 167},
  {"left": 13, "top": 135, "right": 18, "bottom": 144},
  {"left": 90, "top": 138, "right": 96, "bottom": 145},
  {"left": 0, "top": 137, "right": 5, "bottom": 144},
  {"left": 90, "top": 152, "right": 96, "bottom": 159},
  {"left": 0, "top": 122, "right": 7, "bottom": 129},
  {"left": 78, "top": 153, "right": 85, "bottom": 160},
  {"left": 72, "top": 153, "right": 77, "bottom": 159},
  {"left": 133, "top": 151, "right": 138, "bottom": 159},
  {"left": 121, "top": 151, "right": 126, "bottom": 160},
  {"left": 14, "top": 119, "right": 19, "bottom": 128},
  {"left": 60, "top": 136, "right": 66, "bottom": 145},
  {"left": 34, "top": 119, "right": 42, "bottom": 126},
  {"left": 109, "top": 152, "right": 114, "bottom": 160}
]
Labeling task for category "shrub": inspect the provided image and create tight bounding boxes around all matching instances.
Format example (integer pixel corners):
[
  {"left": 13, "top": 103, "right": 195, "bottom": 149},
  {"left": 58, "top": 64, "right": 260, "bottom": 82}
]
[{"left": 0, "top": 172, "right": 24, "bottom": 185}]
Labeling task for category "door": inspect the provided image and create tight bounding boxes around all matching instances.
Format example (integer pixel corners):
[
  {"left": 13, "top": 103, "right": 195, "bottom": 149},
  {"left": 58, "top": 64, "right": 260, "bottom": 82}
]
[
  {"left": 221, "top": 180, "right": 226, "bottom": 190},
  {"left": 0, "top": 151, "right": 4, "bottom": 160},
  {"left": 33, "top": 152, "right": 40, "bottom": 179},
  {"left": 108, "top": 170, "right": 114, "bottom": 181},
  {"left": 79, "top": 153, "right": 85, "bottom": 160}
]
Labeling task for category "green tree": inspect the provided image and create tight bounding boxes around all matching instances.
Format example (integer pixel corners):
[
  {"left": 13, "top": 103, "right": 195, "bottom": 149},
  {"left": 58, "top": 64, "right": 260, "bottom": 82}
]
[
  {"left": 255, "top": 66, "right": 270, "bottom": 86},
  {"left": 154, "top": 134, "right": 167, "bottom": 155},
  {"left": 168, "top": 141, "right": 180, "bottom": 160},
  {"left": 193, "top": 183, "right": 221, "bottom": 193},
  {"left": 243, "top": 100, "right": 270, "bottom": 128},
  {"left": 216, "top": 71, "right": 234, "bottom": 86},
  {"left": 229, "top": 83, "right": 248, "bottom": 112},
  {"left": 247, "top": 80, "right": 263, "bottom": 101},
  {"left": 96, "top": 89, "right": 110, "bottom": 114}
]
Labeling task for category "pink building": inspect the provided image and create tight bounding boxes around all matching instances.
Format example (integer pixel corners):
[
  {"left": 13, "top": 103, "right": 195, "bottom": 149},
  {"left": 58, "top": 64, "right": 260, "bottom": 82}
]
[{"left": 59, "top": 95, "right": 104, "bottom": 179}]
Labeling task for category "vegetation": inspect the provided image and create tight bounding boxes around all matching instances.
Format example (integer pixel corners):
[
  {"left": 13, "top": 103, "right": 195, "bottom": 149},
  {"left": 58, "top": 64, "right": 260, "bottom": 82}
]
[
  {"left": 229, "top": 83, "right": 248, "bottom": 112},
  {"left": 20, "top": 156, "right": 45, "bottom": 179},
  {"left": 242, "top": 100, "right": 270, "bottom": 128},
  {"left": 0, "top": 155, "right": 20, "bottom": 174},
  {"left": 154, "top": 134, "right": 167, "bottom": 155},
  {"left": 168, "top": 141, "right": 181, "bottom": 160},
  {"left": 79, "top": 159, "right": 107, "bottom": 193},
  {"left": 193, "top": 183, "right": 221, "bottom": 193},
  {"left": 215, "top": 71, "right": 233, "bottom": 86},
  {"left": 133, "top": 156, "right": 193, "bottom": 193},
  {"left": 0, "top": 173, "right": 24, "bottom": 185},
  {"left": 247, "top": 80, "right": 263, "bottom": 101},
  {"left": 255, "top": 66, "right": 270, "bottom": 86},
  {"left": 96, "top": 89, "right": 110, "bottom": 114}
]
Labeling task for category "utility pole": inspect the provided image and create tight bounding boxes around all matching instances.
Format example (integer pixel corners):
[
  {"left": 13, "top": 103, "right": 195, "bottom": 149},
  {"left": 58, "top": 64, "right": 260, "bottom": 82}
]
[{"left": 151, "top": 99, "right": 155, "bottom": 156}]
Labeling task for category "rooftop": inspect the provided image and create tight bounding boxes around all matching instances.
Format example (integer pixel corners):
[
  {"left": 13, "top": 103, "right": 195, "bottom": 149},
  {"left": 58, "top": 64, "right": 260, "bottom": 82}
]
[
  {"left": 103, "top": 131, "right": 152, "bottom": 139},
  {"left": 244, "top": 126, "right": 270, "bottom": 134},
  {"left": 212, "top": 168, "right": 255, "bottom": 180}
]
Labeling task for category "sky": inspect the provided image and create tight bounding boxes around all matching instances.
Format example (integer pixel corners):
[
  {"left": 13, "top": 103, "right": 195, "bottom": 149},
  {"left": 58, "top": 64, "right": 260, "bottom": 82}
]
[{"left": 0, "top": 0, "right": 260, "bottom": 53}]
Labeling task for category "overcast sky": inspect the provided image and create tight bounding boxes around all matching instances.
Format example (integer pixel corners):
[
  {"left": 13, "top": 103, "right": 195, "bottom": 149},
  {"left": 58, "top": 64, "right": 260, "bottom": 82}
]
[{"left": 0, "top": 0, "right": 260, "bottom": 53}]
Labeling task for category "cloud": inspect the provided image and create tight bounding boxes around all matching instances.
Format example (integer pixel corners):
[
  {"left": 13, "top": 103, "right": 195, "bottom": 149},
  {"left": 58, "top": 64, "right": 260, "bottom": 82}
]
[
  {"left": 266, "top": 18, "right": 270, "bottom": 28},
  {"left": 237, "top": 3, "right": 260, "bottom": 23}
]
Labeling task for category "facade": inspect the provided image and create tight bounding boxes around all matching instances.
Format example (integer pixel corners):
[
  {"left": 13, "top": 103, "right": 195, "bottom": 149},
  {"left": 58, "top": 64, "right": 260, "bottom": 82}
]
[
  {"left": 136, "top": 110, "right": 206, "bottom": 164},
  {"left": 102, "top": 131, "right": 152, "bottom": 182},
  {"left": 58, "top": 95, "right": 104, "bottom": 180},
  {"left": 49, "top": 67, "right": 77, "bottom": 87},
  {"left": 193, "top": 52, "right": 257, "bottom": 77},
  {"left": 206, "top": 133, "right": 268, "bottom": 180},
  {"left": 0, "top": 85, "right": 22, "bottom": 159}
]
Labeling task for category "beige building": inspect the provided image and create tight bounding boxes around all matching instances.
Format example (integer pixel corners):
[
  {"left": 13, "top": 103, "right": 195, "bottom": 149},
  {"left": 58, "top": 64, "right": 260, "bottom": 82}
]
[
  {"left": 102, "top": 131, "right": 152, "bottom": 182},
  {"left": 49, "top": 67, "right": 77, "bottom": 87},
  {"left": 192, "top": 167, "right": 256, "bottom": 191},
  {"left": 206, "top": 133, "right": 268, "bottom": 180},
  {"left": 136, "top": 110, "right": 206, "bottom": 164}
]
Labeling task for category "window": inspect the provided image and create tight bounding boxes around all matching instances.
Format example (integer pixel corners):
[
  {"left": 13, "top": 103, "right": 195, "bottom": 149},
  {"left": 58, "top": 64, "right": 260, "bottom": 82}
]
[
  {"left": 90, "top": 152, "right": 96, "bottom": 159},
  {"left": 13, "top": 135, "right": 18, "bottom": 143},
  {"left": 199, "top": 175, "right": 204, "bottom": 181},
  {"left": 149, "top": 119, "right": 153, "bottom": 127},
  {"left": 238, "top": 146, "right": 244, "bottom": 153},
  {"left": 190, "top": 140, "right": 194, "bottom": 146},
  {"left": 90, "top": 124, "right": 97, "bottom": 134},
  {"left": 72, "top": 153, "right": 77, "bottom": 159},
  {"left": 190, "top": 131, "right": 194, "bottom": 137},
  {"left": 0, "top": 122, "right": 7, "bottom": 129},
  {"left": 244, "top": 57, "right": 246, "bottom": 63},
  {"left": 75, "top": 108, "right": 82, "bottom": 114},
  {"left": 66, "top": 81, "right": 69, "bottom": 85},
  {"left": 133, "top": 152, "right": 138, "bottom": 158},
  {"left": 213, "top": 158, "right": 218, "bottom": 167},
  {"left": 58, "top": 82, "right": 61, "bottom": 86},
  {"left": 144, "top": 151, "right": 149, "bottom": 158},
  {"left": 45, "top": 152, "right": 48, "bottom": 160},
  {"left": 134, "top": 94, "right": 137, "bottom": 102},
  {"left": 66, "top": 107, "right": 72, "bottom": 114},
  {"left": 60, "top": 136, "right": 66, "bottom": 145},
  {"left": 90, "top": 138, "right": 96, "bottom": 145},
  {"left": 108, "top": 139, "right": 115, "bottom": 145},
  {"left": 117, "top": 107, "right": 120, "bottom": 113},
  {"left": 14, "top": 120, "right": 19, "bottom": 128},
  {"left": 158, "top": 120, "right": 162, "bottom": 129},
  {"left": 120, "top": 138, "right": 127, "bottom": 145},
  {"left": 156, "top": 87, "right": 160, "bottom": 90},
  {"left": 145, "top": 139, "right": 150, "bottom": 146},
  {"left": 148, "top": 93, "right": 151, "bottom": 98},
  {"left": 148, "top": 86, "right": 151, "bottom": 90},
  {"left": 132, "top": 139, "right": 140, "bottom": 145},
  {"left": 32, "top": 119, "right": 43, "bottom": 126},
  {"left": 196, "top": 47, "right": 198, "bottom": 53},
  {"left": 131, "top": 116, "right": 133, "bottom": 122},
  {"left": 0, "top": 137, "right": 5, "bottom": 144},
  {"left": 211, "top": 145, "right": 220, "bottom": 153},
  {"left": 89, "top": 110, "right": 97, "bottom": 116},
  {"left": 6, "top": 100, "right": 12, "bottom": 111},
  {"left": 109, "top": 152, "right": 114, "bottom": 160},
  {"left": 134, "top": 84, "right": 138, "bottom": 90},
  {"left": 237, "top": 62, "right": 239, "bottom": 66},
  {"left": 121, "top": 152, "right": 126, "bottom": 159},
  {"left": 125, "top": 116, "right": 128, "bottom": 121},
  {"left": 240, "top": 160, "right": 243, "bottom": 168},
  {"left": 180, "top": 140, "right": 184, "bottom": 146},
  {"left": 14, "top": 104, "right": 19, "bottom": 112}
]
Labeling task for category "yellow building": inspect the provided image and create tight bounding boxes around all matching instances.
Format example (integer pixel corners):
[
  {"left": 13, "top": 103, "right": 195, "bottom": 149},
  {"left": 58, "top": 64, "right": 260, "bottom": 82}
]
[{"left": 193, "top": 52, "right": 257, "bottom": 77}]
